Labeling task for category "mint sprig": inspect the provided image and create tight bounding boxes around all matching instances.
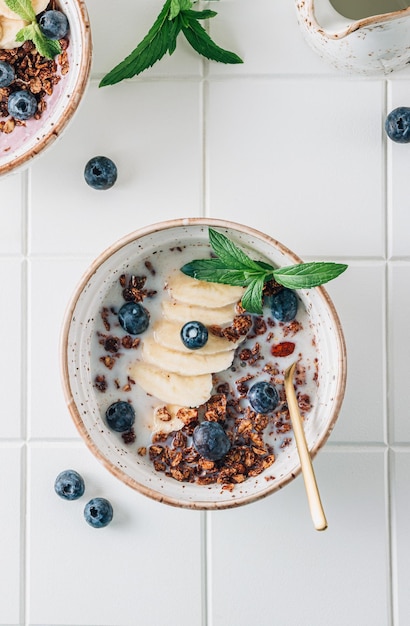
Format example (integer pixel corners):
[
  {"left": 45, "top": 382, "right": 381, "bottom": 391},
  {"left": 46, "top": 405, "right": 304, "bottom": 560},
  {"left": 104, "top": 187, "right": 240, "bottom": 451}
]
[
  {"left": 181, "top": 228, "right": 348, "bottom": 314},
  {"left": 5, "top": 0, "right": 61, "bottom": 59},
  {"left": 99, "top": 0, "right": 242, "bottom": 87}
]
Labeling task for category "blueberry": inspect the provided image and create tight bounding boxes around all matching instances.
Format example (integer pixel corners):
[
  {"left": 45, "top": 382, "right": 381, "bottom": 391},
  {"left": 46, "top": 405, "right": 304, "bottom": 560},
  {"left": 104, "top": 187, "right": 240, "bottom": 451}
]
[
  {"left": 385, "top": 107, "right": 410, "bottom": 143},
  {"left": 105, "top": 401, "right": 135, "bottom": 432},
  {"left": 118, "top": 301, "right": 149, "bottom": 334},
  {"left": 84, "top": 497, "right": 113, "bottom": 528},
  {"left": 270, "top": 288, "right": 298, "bottom": 322},
  {"left": 84, "top": 156, "right": 117, "bottom": 190},
  {"left": 54, "top": 469, "right": 85, "bottom": 501},
  {"left": 39, "top": 10, "right": 69, "bottom": 40},
  {"left": 180, "top": 321, "right": 208, "bottom": 350},
  {"left": 0, "top": 61, "right": 15, "bottom": 88},
  {"left": 248, "top": 381, "right": 279, "bottom": 414},
  {"left": 7, "top": 90, "right": 37, "bottom": 121},
  {"left": 193, "top": 421, "right": 231, "bottom": 461}
]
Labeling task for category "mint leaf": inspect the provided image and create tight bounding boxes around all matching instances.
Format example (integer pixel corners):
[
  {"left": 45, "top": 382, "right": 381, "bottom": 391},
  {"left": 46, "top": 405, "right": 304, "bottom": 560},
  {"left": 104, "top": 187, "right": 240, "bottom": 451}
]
[
  {"left": 208, "top": 228, "right": 262, "bottom": 271},
  {"left": 183, "top": 9, "right": 218, "bottom": 20},
  {"left": 4, "top": 0, "right": 35, "bottom": 22},
  {"left": 170, "top": 0, "right": 192, "bottom": 20},
  {"left": 99, "top": 0, "right": 173, "bottom": 87},
  {"left": 181, "top": 259, "right": 251, "bottom": 286},
  {"left": 100, "top": 0, "right": 242, "bottom": 86},
  {"left": 167, "top": 14, "right": 183, "bottom": 54},
  {"left": 273, "top": 262, "right": 348, "bottom": 289},
  {"left": 9, "top": 0, "right": 61, "bottom": 59},
  {"left": 241, "top": 277, "right": 265, "bottom": 314},
  {"left": 181, "top": 15, "right": 243, "bottom": 64},
  {"left": 180, "top": 229, "right": 348, "bottom": 314},
  {"left": 32, "top": 23, "right": 62, "bottom": 58}
]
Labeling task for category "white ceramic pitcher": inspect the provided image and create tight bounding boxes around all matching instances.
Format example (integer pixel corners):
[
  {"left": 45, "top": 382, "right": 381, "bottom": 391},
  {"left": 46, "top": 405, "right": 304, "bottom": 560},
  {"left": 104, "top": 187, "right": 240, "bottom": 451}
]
[{"left": 295, "top": 0, "right": 410, "bottom": 75}]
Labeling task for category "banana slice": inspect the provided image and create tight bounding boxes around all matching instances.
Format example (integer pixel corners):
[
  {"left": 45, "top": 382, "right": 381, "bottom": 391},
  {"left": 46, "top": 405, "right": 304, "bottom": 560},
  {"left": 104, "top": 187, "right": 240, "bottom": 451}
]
[
  {"left": 0, "top": 16, "right": 27, "bottom": 49},
  {"left": 167, "top": 271, "right": 244, "bottom": 308},
  {"left": 130, "top": 361, "right": 212, "bottom": 407},
  {"left": 142, "top": 336, "right": 235, "bottom": 376},
  {"left": 0, "top": 0, "right": 49, "bottom": 20},
  {"left": 162, "top": 299, "right": 237, "bottom": 325},
  {"left": 152, "top": 405, "right": 184, "bottom": 435},
  {"left": 153, "top": 320, "right": 244, "bottom": 354}
]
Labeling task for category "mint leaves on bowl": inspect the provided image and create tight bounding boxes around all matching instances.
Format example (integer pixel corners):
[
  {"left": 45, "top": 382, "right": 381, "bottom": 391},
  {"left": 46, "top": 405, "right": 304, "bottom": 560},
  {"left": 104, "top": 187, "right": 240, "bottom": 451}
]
[
  {"left": 181, "top": 228, "right": 348, "bottom": 314},
  {"left": 4, "top": 0, "right": 62, "bottom": 59}
]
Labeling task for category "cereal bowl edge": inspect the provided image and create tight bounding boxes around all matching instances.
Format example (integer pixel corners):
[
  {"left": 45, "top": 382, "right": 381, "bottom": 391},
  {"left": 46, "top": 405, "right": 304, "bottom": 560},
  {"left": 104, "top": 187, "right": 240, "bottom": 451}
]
[{"left": 60, "top": 217, "right": 347, "bottom": 510}]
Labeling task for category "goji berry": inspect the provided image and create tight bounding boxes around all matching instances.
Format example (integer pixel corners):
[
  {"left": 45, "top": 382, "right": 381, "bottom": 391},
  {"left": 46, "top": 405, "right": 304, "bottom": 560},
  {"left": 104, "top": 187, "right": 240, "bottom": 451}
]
[{"left": 270, "top": 341, "right": 295, "bottom": 357}]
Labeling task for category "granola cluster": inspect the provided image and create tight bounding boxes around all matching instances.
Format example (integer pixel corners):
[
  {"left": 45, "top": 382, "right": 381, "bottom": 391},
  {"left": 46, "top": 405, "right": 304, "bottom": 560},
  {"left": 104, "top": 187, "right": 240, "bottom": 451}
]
[
  {"left": 0, "top": 35, "right": 69, "bottom": 135},
  {"left": 147, "top": 392, "right": 278, "bottom": 490}
]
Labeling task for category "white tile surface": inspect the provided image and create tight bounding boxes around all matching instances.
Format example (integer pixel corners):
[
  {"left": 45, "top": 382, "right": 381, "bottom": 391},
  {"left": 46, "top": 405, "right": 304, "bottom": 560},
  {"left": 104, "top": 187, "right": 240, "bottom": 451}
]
[
  {"left": 391, "top": 449, "right": 410, "bottom": 625},
  {"left": 206, "top": 78, "right": 385, "bottom": 258},
  {"left": 326, "top": 263, "right": 386, "bottom": 443},
  {"left": 387, "top": 80, "right": 410, "bottom": 259},
  {"left": 389, "top": 262, "right": 410, "bottom": 443},
  {"left": 1, "top": 0, "right": 409, "bottom": 624},
  {"left": 0, "top": 259, "right": 23, "bottom": 439},
  {"left": 209, "top": 449, "right": 388, "bottom": 626},
  {"left": 27, "top": 444, "right": 202, "bottom": 626},
  {"left": 30, "top": 81, "right": 202, "bottom": 257},
  {"left": 0, "top": 445, "right": 22, "bottom": 626},
  {"left": 0, "top": 172, "right": 23, "bottom": 255},
  {"left": 28, "top": 258, "right": 91, "bottom": 440}
]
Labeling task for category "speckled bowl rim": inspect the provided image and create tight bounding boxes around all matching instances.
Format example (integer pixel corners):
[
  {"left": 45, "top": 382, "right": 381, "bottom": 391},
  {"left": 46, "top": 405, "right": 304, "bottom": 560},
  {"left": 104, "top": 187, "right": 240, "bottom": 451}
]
[
  {"left": 60, "top": 218, "right": 347, "bottom": 510},
  {"left": 0, "top": 0, "right": 92, "bottom": 177}
]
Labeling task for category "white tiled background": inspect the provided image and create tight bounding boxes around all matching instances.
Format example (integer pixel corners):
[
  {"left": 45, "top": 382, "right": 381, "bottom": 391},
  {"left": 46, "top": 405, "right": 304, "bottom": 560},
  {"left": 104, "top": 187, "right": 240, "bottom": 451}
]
[{"left": 1, "top": 0, "right": 410, "bottom": 624}]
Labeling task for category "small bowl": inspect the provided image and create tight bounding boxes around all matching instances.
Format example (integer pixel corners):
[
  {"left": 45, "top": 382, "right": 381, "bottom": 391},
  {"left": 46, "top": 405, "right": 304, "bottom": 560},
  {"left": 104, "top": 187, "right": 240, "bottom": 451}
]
[
  {"left": 0, "top": 0, "right": 91, "bottom": 176},
  {"left": 60, "top": 218, "right": 347, "bottom": 510}
]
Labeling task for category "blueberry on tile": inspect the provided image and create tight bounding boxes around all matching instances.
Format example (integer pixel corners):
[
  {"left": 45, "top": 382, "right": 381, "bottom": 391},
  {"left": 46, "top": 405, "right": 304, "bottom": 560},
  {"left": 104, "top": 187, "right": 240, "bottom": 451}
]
[
  {"left": 84, "top": 156, "right": 118, "bottom": 190},
  {"left": 39, "top": 10, "right": 69, "bottom": 39},
  {"left": 269, "top": 288, "right": 298, "bottom": 322},
  {"left": 248, "top": 381, "right": 279, "bottom": 414},
  {"left": 54, "top": 469, "right": 85, "bottom": 501},
  {"left": 385, "top": 107, "right": 410, "bottom": 143},
  {"left": 0, "top": 61, "right": 15, "bottom": 88},
  {"left": 7, "top": 90, "right": 37, "bottom": 121},
  {"left": 180, "top": 321, "right": 208, "bottom": 349},
  {"left": 118, "top": 301, "right": 149, "bottom": 334},
  {"left": 84, "top": 497, "right": 113, "bottom": 528},
  {"left": 105, "top": 401, "right": 135, "bottom": 432},
  {"left": 193, "top": 421, "right": 231, "bottom": 461}
]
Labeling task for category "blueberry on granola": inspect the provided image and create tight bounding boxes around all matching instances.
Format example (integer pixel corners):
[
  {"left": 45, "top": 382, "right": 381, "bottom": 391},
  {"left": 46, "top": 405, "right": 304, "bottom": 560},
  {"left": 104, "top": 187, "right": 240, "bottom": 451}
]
[
  {"left": 248, "top": 381, "right": 279, "bottom": 414},
  {"left": 7, "top": 90, "right": 37, "bottom": 121},
  {"left": 54, "top": 469, "right": 85, "bottom": 501},
  {"left": 84, "top": 156, "right": 117, "bottom": 190},
  {"left": 180, "top": 321, "right": 208, "bottom": 350},
  {"left": 39, "top": 10, "right": 69, "bottom": 40},
  {"left": 84, "top": 497, "right": 113, "bottom": 528},
  {"left": 193, "top": 421, "right": 231, "bottom": 461},
  {"left": 0, "top": 61, "right": 15, "bottom": 88},
  {"left": 105, "top": 401, "right": 135, "bottom": 432},
  {"left": 269, "top": 288, "right": 298, "bottom": 322},
  {"left": 118, "top": 302, "right": 149, "bottom": 334}
]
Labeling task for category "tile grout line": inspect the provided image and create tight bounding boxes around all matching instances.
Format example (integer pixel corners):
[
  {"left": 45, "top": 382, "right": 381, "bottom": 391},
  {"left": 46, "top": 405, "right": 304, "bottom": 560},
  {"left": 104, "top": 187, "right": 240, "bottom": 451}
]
[
  {"left": 383, "top": 78, "right": 395, "bottom": 626},
  {"left": 20, "top": 167, "right": 30, "bottom": 626}
]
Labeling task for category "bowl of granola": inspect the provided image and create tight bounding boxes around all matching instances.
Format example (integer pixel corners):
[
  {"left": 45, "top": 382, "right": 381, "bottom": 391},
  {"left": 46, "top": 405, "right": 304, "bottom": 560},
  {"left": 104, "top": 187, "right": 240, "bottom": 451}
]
[
  {"left": 0, "top": 0, "right": 91, "bottom": 176},
  {"left": 60, "top": 218, "right": 347, "bottom": 510}
]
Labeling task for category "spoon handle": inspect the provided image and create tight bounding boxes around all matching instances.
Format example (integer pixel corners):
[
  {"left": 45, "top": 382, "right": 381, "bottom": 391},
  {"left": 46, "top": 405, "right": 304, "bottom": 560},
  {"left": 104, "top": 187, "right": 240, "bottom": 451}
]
[{"left": 284, "top": 363, "right": 328, "bottom": 531}]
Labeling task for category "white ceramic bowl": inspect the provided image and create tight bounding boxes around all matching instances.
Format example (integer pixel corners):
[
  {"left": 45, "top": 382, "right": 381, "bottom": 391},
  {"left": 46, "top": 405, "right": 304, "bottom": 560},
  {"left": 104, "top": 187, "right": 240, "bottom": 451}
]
[
  {"left": 61, "top": 218, "right": 347, "bottom": 510},
  {"left": 0, "top": 0, "right": 91, "bottom": 176}
]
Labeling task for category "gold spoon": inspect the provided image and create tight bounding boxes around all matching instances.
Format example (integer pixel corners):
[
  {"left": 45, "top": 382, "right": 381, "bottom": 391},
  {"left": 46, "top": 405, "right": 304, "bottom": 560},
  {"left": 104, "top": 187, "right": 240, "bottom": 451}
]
[{"left": 284, "top": 362, "right": 328, "bottom": 531}]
